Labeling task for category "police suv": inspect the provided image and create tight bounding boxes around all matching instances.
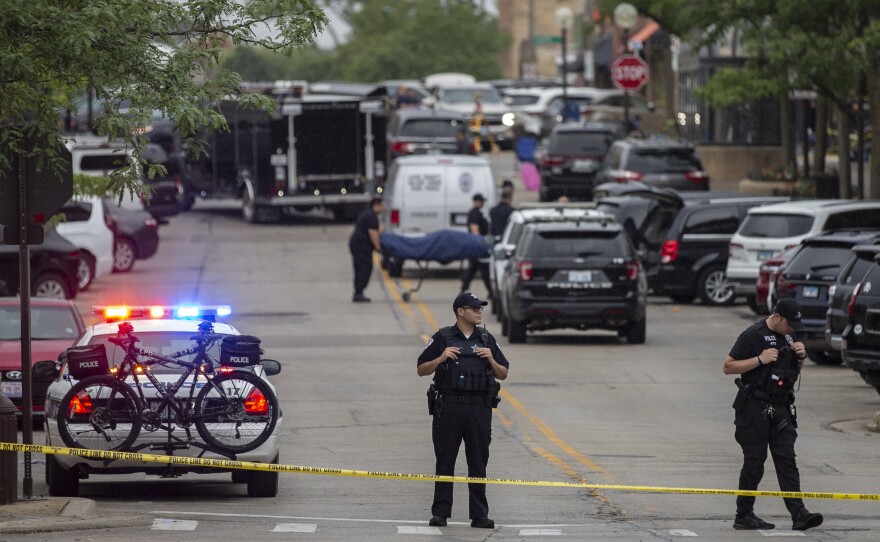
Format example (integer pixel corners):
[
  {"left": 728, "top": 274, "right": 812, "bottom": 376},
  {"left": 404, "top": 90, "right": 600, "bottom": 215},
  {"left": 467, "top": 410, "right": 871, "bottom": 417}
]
[{"left": 39, "top": 305, "right": 283, "bottom": 498}]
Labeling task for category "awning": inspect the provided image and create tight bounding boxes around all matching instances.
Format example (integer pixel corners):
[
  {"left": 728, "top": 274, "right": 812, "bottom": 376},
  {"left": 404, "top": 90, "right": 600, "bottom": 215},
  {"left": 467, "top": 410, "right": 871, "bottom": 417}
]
[{"left": 629, "top": 21, "right": 660, "bottom": 50}]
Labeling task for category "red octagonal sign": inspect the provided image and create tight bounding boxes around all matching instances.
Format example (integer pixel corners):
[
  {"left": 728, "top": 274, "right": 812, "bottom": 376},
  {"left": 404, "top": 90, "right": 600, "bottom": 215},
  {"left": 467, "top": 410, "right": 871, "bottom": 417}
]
[{"left": 612, "top": 55, "right": 649, "bottom": 91}]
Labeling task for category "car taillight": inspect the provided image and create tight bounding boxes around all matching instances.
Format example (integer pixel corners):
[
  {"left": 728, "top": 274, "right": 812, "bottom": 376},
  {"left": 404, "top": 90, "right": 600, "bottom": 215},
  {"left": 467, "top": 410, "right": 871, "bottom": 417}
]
[
  {"left": 175, "top": 175, "right": 184, "bottom": 195},
  {"left": 518, "top": 261, "right": 533, "bottom": 281},
  {"left": 104, "top": 212, "right": 116, "bottom": 231},
  {"left": 776, "top": 274, "right": 796, "bottom": 293},
  {"left": 626, "top": 260, "right": 640, "bottom": 280},
  {"left": 660, "top": 240, "right": 679, "bottom": 264},
  {"left": 729, "top": 242, "right": 744, "bottom": 259},
  {"left": 612, "top": 170, "right": 643, "bottom": 183},
  {"left": 542, "top": 156, "right": 565, "bottom": 166},
  {"left": 390, "top": 209, "right": 400, "bottom": 225},
  {"left": 245, "top": 389, "right": 269, "bottom": 414},
  {"left": 144, "top": 218, "right": 158, "bottom": 229},
  {"left": 391, "top": 141, "right": 415, "bottom": 154},
  {"left": 68, "top": 250, "right": 80, "bottom": 260},
  {"left": 70, "top": 394, "right": 93, "bottom": 415},
  {"left": 848, "top": 282, "right": 862, "bottom": 318},
  {"left": 684, "top": 170, "right": 709, "bottom": 184}
]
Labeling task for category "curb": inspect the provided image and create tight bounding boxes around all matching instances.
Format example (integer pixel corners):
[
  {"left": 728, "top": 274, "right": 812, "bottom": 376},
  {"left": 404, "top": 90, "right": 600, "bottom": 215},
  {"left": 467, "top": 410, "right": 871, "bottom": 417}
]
[{"left": 0, "top": 498, "right": 154, "bottom": 535}]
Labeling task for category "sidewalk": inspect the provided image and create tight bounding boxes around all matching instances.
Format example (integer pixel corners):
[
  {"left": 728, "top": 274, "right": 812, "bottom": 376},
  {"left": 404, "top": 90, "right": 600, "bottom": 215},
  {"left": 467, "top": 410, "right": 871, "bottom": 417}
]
[{"left": 0, "top": 496, "right": 152, "bottom": 535}]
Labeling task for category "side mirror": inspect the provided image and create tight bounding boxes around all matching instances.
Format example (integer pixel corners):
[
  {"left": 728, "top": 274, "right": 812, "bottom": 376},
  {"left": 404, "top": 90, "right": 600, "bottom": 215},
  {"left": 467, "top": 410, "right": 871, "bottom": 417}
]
[
  {"left": 261, "top": 359, "right": 281, "bottom": 376},
  {"left": 33, "top": 360, "right": 61, "bottom": 380}
]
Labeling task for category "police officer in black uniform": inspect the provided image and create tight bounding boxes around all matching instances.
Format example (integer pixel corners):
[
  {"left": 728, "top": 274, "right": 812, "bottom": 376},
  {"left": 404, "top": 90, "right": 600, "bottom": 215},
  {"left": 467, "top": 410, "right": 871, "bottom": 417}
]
[
  {"left": 348, "top": 197, "right": 383, "bottom": 302},
  {"left": 460, "top": 193, "right": 492, "bottom": 295},
  {"left": 418, "top": 292, "right": 509, "bottom": 529},
  {"left": 723, "top": 298, "right": 823, "bottom": 531}
]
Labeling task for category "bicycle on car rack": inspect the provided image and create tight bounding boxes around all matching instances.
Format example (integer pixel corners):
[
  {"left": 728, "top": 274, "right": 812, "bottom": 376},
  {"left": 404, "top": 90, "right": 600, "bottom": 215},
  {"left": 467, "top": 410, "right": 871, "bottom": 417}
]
[{"left": 55, "top": 320, "right": 279, "bottom": 458}]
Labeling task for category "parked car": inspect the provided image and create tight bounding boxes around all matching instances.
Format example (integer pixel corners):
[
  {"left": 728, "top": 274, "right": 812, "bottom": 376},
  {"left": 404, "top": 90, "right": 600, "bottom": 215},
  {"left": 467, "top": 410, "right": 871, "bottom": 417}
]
[
  {"left": 42, "top": 306, "right": 283, "bottom": 497},
  {"left": 774, "top": 230, "right": 880, "bottom": 365},
  {"left": 503, "top": 86, "right": 606, "bottom": 137},
  {"left": 426, "top": 83, "right": 516, "bottom": 148},
  {"left": 102, "top": 198, "right": 160, "bottom": 272},
  {"left": 537, "top": 122, "right": 620, "bottom": 202},
  {"left": 579, "top": 90, "right": 665, "bottom": 132},
  {"left": 499, "top": 214, "right": 647, "bottom": 344},
  {"left": 0, "top": 298, "right": 85, "bottom": 420},
  {"left": 55, "top": 196, "right": 115, "bottom": 291},
  {"left": 840, "top": 245, "right": 880, "bottom": 394},
  {"left": 489, "top": 204, "right": 607, "bottom": 318},
  {"left": 652, "top": 196, "right": 789, "bottom": 305},
  {"left": 0, "top": 229, "right": 80, "bottom": 299},
  {"left": 386, "top": 109, "right": 473, "bottom": 160},
  {"left": 595, "top": 137, "right": 709, "bottom": 192},
  {"left": 828, "top": 243, "right": 880, "bottom": 365},
  {"left": 727, "top": 200, "right": 880, "bottom": 311},
  {"left": 755, "top": 246, "right": 799, "bottom": 315}
]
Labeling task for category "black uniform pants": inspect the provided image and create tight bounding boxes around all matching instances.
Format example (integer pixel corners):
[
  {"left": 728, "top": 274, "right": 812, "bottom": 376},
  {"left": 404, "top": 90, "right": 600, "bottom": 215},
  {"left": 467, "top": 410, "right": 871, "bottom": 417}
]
[
  {"left": 431, "top": 398, "right": 492, "bottom": 519},
  {"left": 734, "top": 399, "right": 805, "bottom": 518},
  {"left": 350, "top": 246, "right": 373, "bottom": 295},
  {"left": 461, "top": 258, "right": 491, "bottom": 294}
]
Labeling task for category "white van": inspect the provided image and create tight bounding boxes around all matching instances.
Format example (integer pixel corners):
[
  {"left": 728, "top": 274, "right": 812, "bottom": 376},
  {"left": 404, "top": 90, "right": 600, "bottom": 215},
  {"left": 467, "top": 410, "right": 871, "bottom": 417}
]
[
  {"left": 382, "top": 155, "right": 497, "bottom": 235},
  {"left": 727, "top": 199, "right": 880, "bottom": 301}
]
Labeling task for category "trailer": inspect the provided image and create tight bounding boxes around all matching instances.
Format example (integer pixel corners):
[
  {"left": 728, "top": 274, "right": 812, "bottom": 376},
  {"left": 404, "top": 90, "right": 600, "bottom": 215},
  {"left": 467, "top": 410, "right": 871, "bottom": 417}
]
[{"left": 185, "top": 84, "right": 388, "bottom": 223}]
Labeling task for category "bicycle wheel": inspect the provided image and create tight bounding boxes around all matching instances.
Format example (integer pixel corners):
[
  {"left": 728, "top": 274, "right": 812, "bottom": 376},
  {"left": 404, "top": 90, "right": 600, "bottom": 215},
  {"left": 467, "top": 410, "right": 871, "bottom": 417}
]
[
  {"left": 57, "top": 376, "right": 143, "bottom": 451},
  {"left": 194, "top": 371, "right": 279, "bottom": 454}
]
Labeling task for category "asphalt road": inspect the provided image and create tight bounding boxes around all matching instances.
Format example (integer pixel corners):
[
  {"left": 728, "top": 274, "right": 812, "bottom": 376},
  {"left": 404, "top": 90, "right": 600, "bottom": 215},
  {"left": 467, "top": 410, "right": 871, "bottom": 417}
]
[{"left": 14, "top": 155, "right": 880, "bottom": 540}]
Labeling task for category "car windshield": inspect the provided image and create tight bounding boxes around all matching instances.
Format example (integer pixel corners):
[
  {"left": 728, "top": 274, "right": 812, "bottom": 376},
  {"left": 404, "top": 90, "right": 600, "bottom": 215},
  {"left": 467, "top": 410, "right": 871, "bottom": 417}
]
[
  {"left": 738, "top": 214, "right": 814, "bottom": 238},
  {"left": 530, "top": 231, "right": 628, "bottom": 258},
  {"left": 550, "top": 132, "right": 614, "bottom": 155},
  {"left": 626, "top": 150, "right": 701, "bottom": 173},
  {"left": 0, "top": 305, "right": 80, "bottom": 340},
  {"left": 442, "top": 88, "right": 503, "bottom": 105},
  {"left": 79, "top": 153, "right": 129, "bottom": 172},
  {"left": 399, "top": 119, "right": 466, "bottom": 138},
  {"left": 507, "top": 94, "right": 540, "bottom": 106},
  {"left": 88, "top": 331, "right": 226, "bottom": 374},
  {"left": 784, "top": 245, "right": 853, "bottom": 277}
]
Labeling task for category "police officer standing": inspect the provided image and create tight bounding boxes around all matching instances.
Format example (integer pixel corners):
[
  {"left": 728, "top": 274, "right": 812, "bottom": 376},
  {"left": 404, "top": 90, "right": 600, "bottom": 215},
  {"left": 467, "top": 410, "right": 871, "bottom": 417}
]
[
  {"left": 348, "top": 197, "right": 383, "bottom": 302},
  {"left": 418, "top": 292, "right": 509, "bottom": 529},
  {"left": 460, "top": 194, "right": 492, "bottom": 295},
  {"left": 489, "top": 185, "right": 515, "bottom": 239},
  {"left": 722, "top": 298, "right": 823, "bottom": 531}
]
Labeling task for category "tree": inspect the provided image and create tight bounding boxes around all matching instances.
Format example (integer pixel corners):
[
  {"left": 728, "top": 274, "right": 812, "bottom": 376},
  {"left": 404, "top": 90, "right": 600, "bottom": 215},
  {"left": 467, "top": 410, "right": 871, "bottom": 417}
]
[
  {"left": 0, "top": 0, "right": 328, "bottom": 199},
  {"left": 332, "top": 0, "right": 511, "bottom": 82},
  {"left": 609, "top": 0, "right": 880, "bottom": 197},
  {"left": 221, "top": 45, "right": 341, "bottom": 82}
]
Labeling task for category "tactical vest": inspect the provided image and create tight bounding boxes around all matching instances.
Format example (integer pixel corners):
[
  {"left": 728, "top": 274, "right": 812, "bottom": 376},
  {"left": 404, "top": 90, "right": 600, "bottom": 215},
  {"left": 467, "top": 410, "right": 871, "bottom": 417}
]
[
  {"left": 434, "top": 326, "right": 498, "bottom": 396},
  {"left": 740, "top": 324, "right": 800, "bottom": 404}
]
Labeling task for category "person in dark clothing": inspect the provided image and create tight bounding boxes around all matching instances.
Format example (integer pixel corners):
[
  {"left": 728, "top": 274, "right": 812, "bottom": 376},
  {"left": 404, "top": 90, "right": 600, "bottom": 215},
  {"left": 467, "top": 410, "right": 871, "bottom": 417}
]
[
  {"left": 723, "top": 298, "right": 823, "bottom": 532},
  {"left": 489, "top": 186, "right": 514, "bottom": 239},
  {"left": 460, "top": 193, "right": 492, "bottom": 295},
  {"left": 418, "top": 291, "right": 509, "bottom": 529},
  {"left": 348, "top": 197, "right": 383, "bottom": 302}
]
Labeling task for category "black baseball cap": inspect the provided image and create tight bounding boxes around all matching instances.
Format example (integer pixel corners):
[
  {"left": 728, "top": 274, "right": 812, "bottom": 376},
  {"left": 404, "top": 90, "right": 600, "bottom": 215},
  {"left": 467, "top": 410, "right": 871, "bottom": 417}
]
[
  {"left": 774, "top": 298, "right": 805, "bottom": 330},
  {"left": 472, "top": 193, "right": 486, "bottom": 202},
  {"left": 453, "top": 291, "right": 488, "bottom": 311}
]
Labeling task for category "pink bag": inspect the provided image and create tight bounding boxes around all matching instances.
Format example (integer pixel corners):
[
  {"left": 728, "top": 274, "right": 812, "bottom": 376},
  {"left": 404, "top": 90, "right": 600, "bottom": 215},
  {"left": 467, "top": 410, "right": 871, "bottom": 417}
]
[{"left": 520, "top": 162, "right": 541, "bottom": 192}]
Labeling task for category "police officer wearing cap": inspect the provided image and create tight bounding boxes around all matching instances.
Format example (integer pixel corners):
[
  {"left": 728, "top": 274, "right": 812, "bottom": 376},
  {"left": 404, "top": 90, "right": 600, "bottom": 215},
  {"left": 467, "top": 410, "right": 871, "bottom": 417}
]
[
  {"left": 461, "top": 193, "right": 492, "bottom": 295},
  {"left": 418, "top": 291, "right": 509, "bottom": 529},
  {"left": 723, "top": 298, "right": 823, "bottom": 531}
]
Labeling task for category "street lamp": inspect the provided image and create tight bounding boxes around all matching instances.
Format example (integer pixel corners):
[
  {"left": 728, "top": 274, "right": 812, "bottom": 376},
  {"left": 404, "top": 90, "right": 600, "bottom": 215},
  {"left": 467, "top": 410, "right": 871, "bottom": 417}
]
[
  {"left": 613, "top": 2, "right": 638, "bottom": 128},
  {"left": 555, "top": 6, "right": 573, "bottom": 121}
]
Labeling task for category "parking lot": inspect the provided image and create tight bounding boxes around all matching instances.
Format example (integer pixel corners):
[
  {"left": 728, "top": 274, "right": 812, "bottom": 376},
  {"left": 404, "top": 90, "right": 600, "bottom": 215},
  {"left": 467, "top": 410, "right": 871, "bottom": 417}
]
[{"left": 8, "top": 152, "right": 877, "bottom": 540}]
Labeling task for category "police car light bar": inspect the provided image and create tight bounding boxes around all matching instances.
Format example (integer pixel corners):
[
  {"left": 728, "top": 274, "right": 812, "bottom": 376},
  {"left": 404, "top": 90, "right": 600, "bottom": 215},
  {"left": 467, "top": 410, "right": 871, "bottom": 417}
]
[{"left": 93, "top": 305, "right": 232, "bottom": 322}]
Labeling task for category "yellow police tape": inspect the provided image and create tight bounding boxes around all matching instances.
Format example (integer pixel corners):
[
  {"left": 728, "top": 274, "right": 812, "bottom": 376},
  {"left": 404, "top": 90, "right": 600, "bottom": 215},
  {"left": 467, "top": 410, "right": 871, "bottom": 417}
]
[{"left": 2, "top": 442, "right": 878, "bottom": 502}]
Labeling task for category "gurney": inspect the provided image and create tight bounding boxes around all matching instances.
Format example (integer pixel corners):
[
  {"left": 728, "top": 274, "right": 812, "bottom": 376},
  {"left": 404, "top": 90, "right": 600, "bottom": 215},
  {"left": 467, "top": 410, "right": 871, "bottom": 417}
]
[{"left": 380, "top": 229, "right": 490, "bottom": 302}]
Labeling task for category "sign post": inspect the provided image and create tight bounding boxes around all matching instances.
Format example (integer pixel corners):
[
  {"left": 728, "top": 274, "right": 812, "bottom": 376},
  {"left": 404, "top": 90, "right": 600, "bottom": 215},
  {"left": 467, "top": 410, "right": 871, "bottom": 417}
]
[{"left": 611, "top": 54, "right": 649, "bottom": 128}]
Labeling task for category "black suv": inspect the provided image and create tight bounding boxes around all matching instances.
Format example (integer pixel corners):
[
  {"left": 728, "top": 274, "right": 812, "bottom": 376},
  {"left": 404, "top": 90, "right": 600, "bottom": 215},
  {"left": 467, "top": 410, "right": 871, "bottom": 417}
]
[
  {"left": 652, "top": 196, "right": 789, "bottom": 305},
  {"left": 775, "top": 231, "right": 880, "bottom": 365},
  {"left": 499, "top": 216, "right": 647, "bottom": 344},
  {"left": 386, "top": 109, "right": 473, "bottom": 160},
  {"left": 827, "top": 243, "right": 880, "bottom": 364},
  {"left": 595, "top": 137, "right": 709, "bottom": 192},
  {"left": 537, "top": 122, "right": 619, "bottom": 202},
  {"left": 841, "top": 245, "right": 880, "bottom": 394}
]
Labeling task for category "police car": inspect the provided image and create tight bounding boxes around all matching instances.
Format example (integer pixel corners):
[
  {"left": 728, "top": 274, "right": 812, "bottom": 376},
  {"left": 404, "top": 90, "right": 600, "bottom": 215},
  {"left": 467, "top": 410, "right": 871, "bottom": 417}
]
[{"left": 39, "top": 305, "right": 283, "bottom": 498}]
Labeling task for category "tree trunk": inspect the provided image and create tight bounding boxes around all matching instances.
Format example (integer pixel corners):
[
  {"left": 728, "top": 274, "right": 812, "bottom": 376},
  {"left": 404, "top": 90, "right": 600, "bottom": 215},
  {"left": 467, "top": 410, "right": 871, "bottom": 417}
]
[
  {"left": 780, "top": 95, "right": 796, "bottom": 177},
  {"left": 868, "top": 70, "right": 880, "bottom": 199},
  {"left": 837, "top": 105, "right": 852, "bottom": 199},
  {"left": 814, "top": 96, "right": 827, "bottom": 175}
]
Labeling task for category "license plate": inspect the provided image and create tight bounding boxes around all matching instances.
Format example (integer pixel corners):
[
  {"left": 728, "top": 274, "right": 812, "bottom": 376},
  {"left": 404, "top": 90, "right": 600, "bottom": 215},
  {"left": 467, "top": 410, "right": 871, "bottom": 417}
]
[
  {"left": 451, "top": 213, "right": 469, "bottom": 226},
  {"left": 757, "top": 250, "right": 774, "bottom": 261},
  {"left": 551, "top": 166, "right": 563, "bottom": 175},
  {"left": 0, "top": 381, "right": 22, "bottom": 398},
  {"left": 802, "top": 285, "right": 819, "bottom": 298},
  {"left": 571, "top": 159, "right": 598, "bottom": 173},
  {"left": 569, "top": 270, "right": 592, "bottom": 282}
]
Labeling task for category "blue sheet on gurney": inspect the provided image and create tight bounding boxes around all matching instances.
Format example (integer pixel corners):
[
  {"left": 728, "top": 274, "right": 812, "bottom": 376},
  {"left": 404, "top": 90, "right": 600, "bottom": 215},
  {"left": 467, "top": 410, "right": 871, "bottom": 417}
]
[{"left": 381, "top": 230, "right": 489, "bottom": 263}]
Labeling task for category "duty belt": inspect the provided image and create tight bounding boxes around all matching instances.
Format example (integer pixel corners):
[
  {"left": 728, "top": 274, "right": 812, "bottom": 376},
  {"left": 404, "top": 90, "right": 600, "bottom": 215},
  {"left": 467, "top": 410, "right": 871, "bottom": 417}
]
[
  {"left": 440, "top": 394, "right": 487, "bottom": 404},
  {"left": 746, "top": 387, "right": 788, "bottom": 406}
]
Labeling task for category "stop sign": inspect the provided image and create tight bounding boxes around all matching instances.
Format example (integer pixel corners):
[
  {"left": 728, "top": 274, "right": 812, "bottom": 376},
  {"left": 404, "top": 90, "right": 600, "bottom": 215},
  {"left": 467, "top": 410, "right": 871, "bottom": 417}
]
[{"left": 612, "top": 55, "right": 649, "bottom": 91}]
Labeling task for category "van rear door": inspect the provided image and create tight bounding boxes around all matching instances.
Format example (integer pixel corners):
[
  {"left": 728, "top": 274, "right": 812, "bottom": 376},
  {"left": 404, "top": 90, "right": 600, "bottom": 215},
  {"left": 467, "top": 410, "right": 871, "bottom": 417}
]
[
  {"left": 397, "top": 164, "right": 445, "bottom": 234},
  {"left": 444, "top": 163, "right": 495, "bottom": 231}
]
